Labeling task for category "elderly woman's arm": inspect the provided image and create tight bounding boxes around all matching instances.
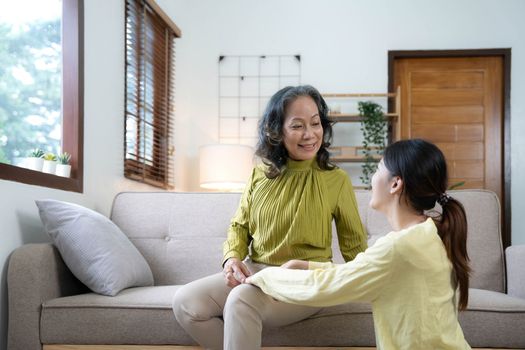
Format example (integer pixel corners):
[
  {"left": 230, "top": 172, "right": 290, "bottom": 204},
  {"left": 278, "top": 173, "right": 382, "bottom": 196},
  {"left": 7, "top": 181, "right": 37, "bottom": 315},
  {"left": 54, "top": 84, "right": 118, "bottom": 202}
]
[
  {"left": 222, "top": 167, "right": 256, "bottom": 286},
  {"left": 335, "top": 176, "right": 368, "bottom": 262}
]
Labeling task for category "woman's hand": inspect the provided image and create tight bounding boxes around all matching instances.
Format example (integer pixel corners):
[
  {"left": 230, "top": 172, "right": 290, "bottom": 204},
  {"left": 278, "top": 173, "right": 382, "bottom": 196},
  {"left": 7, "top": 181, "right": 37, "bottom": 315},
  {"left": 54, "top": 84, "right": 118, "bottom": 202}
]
[
  {"left": 280, "top": 259, "right": 308, "bottom": 270},
  {"left": 244, "top": 260, "right": 308, "bottom": 285},
  {"left": 223, "top": 258, "right": 252, "bottom": 287}
]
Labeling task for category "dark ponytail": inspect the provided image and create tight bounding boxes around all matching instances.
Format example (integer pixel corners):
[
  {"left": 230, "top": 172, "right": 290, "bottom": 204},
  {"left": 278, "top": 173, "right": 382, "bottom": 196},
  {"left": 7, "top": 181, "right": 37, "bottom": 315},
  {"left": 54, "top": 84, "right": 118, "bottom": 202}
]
[
  {"left": 435, "top": 197, "right": 470, "bottom": 310},
  {"left": 383, "top": 139, "right": 470, "bottom": 310}
]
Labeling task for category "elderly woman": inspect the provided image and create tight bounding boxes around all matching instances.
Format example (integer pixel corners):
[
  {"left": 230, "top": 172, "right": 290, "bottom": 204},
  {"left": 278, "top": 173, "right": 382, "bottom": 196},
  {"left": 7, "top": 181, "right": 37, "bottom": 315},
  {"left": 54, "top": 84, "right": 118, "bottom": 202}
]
[{"left": 172, "top": 85, "right": 367, "bottom": 350}]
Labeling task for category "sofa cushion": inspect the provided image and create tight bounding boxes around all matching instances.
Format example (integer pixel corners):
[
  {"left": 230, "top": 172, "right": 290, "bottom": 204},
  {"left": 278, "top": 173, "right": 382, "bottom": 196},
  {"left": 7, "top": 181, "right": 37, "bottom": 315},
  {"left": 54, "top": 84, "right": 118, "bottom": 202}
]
[
  {"left": 40, "top": 285, "right": 375, "bottom": 346},
  {"left": 453, "top": 190, "right": 505, "bottom": 292},
  {"left": 459, "top": 288, "right": 525, "bottom": 348},
  {"left": 467, "top": 288, "right": 525, "bottom": 312},
  {"left": 41, "top": 286, "right": 189, "bottom": 345},
  {"left": 40, "top": 286, "right": 525, "bottom": 347},
  {"left": 36, "top": 199, "right": 154, "bottom": 296}
]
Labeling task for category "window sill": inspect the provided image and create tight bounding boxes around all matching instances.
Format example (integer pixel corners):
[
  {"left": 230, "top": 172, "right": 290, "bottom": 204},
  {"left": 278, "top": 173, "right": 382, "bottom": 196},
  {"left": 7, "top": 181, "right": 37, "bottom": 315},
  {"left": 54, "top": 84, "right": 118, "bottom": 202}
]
[{"left": 0, "top": 163, "right": 83, "bottom": 193}]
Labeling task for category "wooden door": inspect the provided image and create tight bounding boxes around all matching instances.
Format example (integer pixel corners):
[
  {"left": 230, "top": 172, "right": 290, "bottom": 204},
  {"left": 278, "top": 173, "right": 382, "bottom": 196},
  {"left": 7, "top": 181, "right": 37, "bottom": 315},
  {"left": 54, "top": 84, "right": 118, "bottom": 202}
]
[{"left": 393, "top": 56, "right": 504, "bottom": 201}]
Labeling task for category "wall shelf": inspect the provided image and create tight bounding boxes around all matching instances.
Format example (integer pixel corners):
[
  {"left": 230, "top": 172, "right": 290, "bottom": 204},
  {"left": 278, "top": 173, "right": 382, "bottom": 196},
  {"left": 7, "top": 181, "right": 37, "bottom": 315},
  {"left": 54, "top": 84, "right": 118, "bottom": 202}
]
[
  {"left": 329, "top": 113, "right": 398, "bottom": 123},
  {"left": 323, "top": 92, "right": 398, "bottom": 98},
  {"left": 322, "top": 85, "right": 401, "bottom": 164},
  {"left": 323, "top": 85, "right": 401, "bottom": 144},
  {"left": 329, "top": 146, "right": 382, "bottom": 163},
  {"left": 322, "top": 87, "right": 401, "bottom": 188}
]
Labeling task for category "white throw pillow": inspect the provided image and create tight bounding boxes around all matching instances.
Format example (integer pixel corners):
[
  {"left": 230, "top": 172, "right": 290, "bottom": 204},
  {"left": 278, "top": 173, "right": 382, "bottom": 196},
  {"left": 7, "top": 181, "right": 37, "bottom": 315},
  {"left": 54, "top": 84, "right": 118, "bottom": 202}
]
[{"left": 36, "top": 199, "right": 154, "bottom": 296}]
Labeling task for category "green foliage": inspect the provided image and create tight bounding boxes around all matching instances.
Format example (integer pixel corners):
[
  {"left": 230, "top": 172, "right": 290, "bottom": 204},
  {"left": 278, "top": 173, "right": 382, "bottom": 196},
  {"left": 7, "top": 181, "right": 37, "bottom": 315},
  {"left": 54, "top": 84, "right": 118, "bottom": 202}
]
[
  {"left": 29, "top": 148, "right": 45, "bottom": 158},
  {"left": 43, "top": 152, "right": 56, "bottom": 161},
  {"left": 0, "top": 19, "right": 61, "bottom": 164},
  {"left": 449, "top": 181, "right": 466, "bottom": 190},
  {"left": 359, "top": 101, "right": 387, "bottom": 188},
  {"left": 57, "top": 152, "right": 71, "bottom": 165}
]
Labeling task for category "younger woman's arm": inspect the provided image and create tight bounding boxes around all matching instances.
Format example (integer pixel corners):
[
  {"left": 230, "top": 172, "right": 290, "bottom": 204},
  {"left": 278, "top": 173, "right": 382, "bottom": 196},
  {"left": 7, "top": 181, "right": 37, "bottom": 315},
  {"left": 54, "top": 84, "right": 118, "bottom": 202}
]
[{"left": 248, "top": 234, "right": 394, "bottom": 307}]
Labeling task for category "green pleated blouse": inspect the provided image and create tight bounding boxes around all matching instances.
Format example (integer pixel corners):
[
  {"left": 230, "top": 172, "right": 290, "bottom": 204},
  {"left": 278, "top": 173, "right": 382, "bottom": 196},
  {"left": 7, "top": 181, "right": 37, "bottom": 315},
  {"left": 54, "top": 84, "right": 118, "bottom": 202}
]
[{"left": 223, "top": 157, "right": 367, "bottom": 266}]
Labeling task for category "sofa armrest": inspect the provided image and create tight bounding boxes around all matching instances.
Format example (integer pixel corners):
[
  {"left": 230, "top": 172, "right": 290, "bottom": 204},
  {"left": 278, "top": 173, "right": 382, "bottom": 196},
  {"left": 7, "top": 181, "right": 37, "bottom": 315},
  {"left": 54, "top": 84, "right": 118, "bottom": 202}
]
[
  {"left": 506, "top": 244, "right": 525, "bottom": 299},
  {"left": 7, "top": 243, "right": 88, "bottom": 350}
]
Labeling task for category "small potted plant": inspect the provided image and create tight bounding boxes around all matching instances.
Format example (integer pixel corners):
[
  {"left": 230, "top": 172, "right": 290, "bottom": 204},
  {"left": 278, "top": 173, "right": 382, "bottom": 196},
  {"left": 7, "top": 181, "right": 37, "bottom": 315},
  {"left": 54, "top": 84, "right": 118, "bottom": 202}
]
[
  {"left": 42, "top": 152, "right": 57, "bottom": 174},
  {"left": 55, "top": 152, "right": 72, "bottom": 177},
  {"left": 26, "top": 148, "right": 45, "bottom": 171}
]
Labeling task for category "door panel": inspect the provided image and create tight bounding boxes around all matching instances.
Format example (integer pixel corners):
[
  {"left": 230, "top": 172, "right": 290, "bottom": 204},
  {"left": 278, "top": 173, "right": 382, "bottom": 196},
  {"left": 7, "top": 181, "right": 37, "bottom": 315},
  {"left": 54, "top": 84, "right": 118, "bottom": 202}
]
[
  {"left": 454, "top": 161, "right": 484, "bottom": 179},
  {"left": 411, "top": 90, "right": 484, "bottom": 106},
  {"left": 412, "top": 125, "right": 484, "bottom": 142},
  {"left": 410, "top": 71, "right": 484, "bottom": 89},
  {"left": 394, "top": 56, "right": 503, "bottom": 201},
  {"left": 412, "top": 106, "right": 484, "bottom": 124},
  {"left": 436, "top": 142, "right": 484, "bottom": 160}
]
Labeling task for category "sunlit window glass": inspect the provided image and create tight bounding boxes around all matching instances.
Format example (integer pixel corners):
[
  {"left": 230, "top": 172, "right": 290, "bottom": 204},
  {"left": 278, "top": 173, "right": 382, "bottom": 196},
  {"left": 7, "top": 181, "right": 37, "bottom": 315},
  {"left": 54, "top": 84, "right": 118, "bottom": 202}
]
[{"left": 0, "top": 0, "right": 62, "bottom": 167}]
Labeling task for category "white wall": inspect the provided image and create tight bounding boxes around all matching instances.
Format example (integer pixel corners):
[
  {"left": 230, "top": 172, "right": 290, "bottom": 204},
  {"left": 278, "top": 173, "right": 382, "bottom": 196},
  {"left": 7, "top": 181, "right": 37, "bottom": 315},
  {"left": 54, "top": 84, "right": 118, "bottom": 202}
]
[{"left": 0, "top": 0, "right": 524, "bottom": 348}]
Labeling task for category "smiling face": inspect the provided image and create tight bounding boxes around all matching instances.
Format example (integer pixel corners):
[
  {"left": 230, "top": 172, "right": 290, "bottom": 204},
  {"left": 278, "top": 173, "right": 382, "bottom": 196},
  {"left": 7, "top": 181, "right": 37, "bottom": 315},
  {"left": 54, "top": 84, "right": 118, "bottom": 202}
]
[{"left": 282, "top": 95, "right": 323, "bottom": 161}]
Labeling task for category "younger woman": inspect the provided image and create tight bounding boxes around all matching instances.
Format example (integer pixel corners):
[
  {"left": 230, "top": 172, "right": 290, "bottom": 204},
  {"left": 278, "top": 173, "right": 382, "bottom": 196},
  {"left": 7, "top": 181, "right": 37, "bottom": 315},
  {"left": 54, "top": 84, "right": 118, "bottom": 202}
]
[{"left": 247, "top": 139, "right": 472, "bottom": 349}]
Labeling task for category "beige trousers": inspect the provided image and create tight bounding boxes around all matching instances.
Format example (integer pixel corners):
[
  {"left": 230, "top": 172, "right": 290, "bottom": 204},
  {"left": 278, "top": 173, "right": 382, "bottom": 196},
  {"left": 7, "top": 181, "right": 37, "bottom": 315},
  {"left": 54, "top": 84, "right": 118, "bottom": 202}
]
[{"left": 172, "top": 260, "right": 322, "bottom": 350}]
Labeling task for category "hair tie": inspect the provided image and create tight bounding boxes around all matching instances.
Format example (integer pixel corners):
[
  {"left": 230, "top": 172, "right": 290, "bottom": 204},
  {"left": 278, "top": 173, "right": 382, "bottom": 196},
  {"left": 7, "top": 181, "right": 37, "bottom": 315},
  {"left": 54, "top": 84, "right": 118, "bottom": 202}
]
[{"left": 437, "top": 192, "right": 451, "bottom": 207}]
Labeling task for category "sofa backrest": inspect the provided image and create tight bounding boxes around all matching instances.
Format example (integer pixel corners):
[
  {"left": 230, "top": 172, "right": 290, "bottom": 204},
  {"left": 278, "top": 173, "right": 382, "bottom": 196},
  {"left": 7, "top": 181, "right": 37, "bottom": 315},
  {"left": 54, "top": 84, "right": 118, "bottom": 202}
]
[
  {"left": 111, "top": 192, "right": 240, "bottom": 285},
  {"left": 444, "top": 190, "right": 504, "bottom": 292},
  {"left": 111, "top": 189, "right": 504, "bottom": 292}
]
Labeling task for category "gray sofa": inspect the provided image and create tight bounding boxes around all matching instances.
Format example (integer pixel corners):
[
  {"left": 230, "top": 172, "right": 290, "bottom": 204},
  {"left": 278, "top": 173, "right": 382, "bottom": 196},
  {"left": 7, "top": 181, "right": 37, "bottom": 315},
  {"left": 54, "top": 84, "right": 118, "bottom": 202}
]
[{"left": 7, "top": 190, "right": 525, "bottom": 349}]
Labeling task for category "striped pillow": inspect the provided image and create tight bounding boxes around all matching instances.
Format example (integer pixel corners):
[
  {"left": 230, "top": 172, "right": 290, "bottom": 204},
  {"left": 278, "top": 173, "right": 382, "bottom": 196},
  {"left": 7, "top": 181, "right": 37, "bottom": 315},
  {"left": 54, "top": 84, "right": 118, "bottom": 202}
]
[{"left": 36, "top": 199, "right": 154, "bottom": 296}]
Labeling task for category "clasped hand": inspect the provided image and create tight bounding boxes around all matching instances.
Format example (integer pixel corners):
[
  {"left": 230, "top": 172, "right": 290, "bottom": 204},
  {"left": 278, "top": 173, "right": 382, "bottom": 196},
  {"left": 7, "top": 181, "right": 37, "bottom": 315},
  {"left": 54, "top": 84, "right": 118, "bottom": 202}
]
[
  {"left": 223, "top": 258, "right": 252, "bottom": 287},
  {"left": 224, "top": 258, "right": 308, "bottom": 287}
]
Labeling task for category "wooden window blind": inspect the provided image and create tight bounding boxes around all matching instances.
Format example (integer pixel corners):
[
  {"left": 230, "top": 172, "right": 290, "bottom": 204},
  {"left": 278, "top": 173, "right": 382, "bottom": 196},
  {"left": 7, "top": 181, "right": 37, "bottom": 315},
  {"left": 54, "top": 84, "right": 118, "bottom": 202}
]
[{"left": 124, "top": 0, "right": 180, "bottom": 189}]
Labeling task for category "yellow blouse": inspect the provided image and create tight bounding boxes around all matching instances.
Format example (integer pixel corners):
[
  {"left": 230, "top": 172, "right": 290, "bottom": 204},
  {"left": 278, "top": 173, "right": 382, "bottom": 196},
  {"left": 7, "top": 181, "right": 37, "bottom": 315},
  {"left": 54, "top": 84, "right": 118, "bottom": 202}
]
[
  {"left": 250, "top": 218, "right": 471, "bottom": 350},
  {"left": 223, "top": 157, "right": 367, "bottom": 266}
]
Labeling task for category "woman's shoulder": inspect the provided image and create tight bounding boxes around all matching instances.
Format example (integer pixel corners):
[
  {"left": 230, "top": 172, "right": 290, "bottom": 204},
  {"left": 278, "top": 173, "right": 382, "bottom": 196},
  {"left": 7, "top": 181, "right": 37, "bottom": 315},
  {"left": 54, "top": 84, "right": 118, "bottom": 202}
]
[
  {"left": 317, "top": 165, "right": 351, "bottom": 184},
  {"left": 394, "top": 218, "right": 437, "bottom": 241},
  {"left": 251, "top": 164, "right": 267, "bottom": 179},
  {"left": 391, "top": 219, "right": 446, "bottom": 266}
]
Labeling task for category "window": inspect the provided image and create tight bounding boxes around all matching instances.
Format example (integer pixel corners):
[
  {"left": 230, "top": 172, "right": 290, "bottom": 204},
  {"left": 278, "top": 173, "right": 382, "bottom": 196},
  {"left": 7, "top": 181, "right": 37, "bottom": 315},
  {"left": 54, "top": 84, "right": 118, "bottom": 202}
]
[
  {"left": 0, "top": 0, "right": 83, "bottom": 192},
  {"left": 124, "top": 0, "right": 180, "bottom": 189}
]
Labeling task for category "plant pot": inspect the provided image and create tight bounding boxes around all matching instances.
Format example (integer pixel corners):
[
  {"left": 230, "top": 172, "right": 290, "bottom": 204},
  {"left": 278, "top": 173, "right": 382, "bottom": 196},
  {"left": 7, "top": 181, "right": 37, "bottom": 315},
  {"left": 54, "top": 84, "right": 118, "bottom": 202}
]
[
  {"left": 55, "top": 164, "right": 71, "bottom": 177},
  {"left": 13, "top": 157, "right": 29, "bottom": 169},
  {"left": 42, "top": 160, "right": 57, "bottom": 174},
  {"left": 26, "top": 157, "right": 44, "bottom": 171}
]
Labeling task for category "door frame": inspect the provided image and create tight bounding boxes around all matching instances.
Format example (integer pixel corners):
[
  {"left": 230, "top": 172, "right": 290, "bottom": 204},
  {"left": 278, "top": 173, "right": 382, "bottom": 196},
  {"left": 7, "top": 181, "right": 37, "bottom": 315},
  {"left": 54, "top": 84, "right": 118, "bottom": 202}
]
[{"left": 388, "top": 49, "right": 512, "bottom": 248}]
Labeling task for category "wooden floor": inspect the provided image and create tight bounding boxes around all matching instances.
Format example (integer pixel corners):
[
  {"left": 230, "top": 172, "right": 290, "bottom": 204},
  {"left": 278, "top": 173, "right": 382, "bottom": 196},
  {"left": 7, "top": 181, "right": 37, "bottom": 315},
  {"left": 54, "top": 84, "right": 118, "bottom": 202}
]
[{"left": 43, "top": 345, "right": 516, "bottom": 350}]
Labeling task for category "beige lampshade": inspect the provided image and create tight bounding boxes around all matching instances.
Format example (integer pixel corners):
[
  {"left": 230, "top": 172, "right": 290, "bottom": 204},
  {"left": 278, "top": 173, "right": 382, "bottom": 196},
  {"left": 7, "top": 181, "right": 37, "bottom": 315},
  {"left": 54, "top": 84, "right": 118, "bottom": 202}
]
[{"left": 199, "top": 144, "right": 254, "bottom": 191}]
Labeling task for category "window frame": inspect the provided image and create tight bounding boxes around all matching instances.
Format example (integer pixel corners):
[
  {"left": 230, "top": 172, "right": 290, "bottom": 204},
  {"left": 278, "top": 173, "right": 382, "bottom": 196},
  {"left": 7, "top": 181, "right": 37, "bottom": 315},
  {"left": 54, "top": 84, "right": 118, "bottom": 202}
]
[{"left": 0, "top": 0, "right": 84, "bottom": 193}]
